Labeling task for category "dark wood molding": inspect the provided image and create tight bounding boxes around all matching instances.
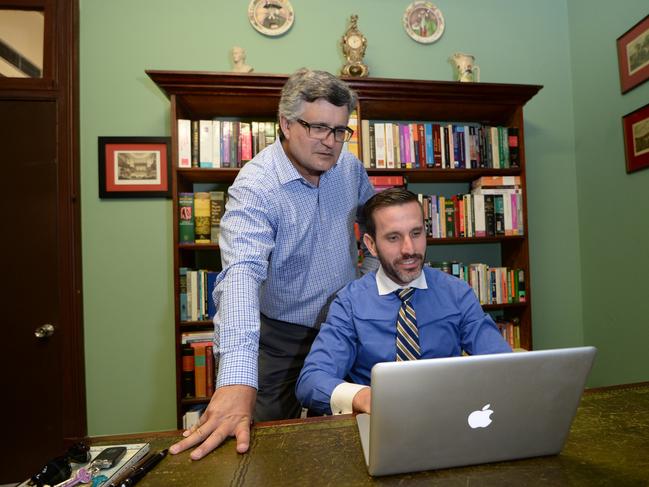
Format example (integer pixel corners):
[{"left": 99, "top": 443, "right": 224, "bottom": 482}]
[{"left": 0, "top": 0, "right": 86, "bottom": 443}]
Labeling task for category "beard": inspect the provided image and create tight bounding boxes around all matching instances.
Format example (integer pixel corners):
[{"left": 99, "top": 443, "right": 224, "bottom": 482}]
[{"left": 379, "top": 252, "right": 424, "bottom": 286}]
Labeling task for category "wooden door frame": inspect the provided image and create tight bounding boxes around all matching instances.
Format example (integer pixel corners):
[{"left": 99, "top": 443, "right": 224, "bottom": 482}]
[{"left": 0, "top": 0, "right": 86, "bottom": 443}]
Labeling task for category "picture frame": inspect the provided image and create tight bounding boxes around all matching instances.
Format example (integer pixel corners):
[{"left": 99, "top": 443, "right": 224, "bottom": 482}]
[
  {"left": 622, "top": 102, "right": 649, "bottom": 174},
  {"left": 402, "top": 1, "right": 445, "bottom": 44},
  {"left": 616, "top": 14, "right": 649, "bottom": 94},
  {"left": 248, "top": 0, "right": 294, "bottom": 37},
  {"left": 98, "top": 137, "right": 171, "bottom": 198}
]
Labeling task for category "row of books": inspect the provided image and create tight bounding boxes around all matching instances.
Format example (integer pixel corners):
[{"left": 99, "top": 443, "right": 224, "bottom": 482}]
[
  {"left": 177, "top": 119, "right": 279, "bottom": 168},
  {"left": 428, "top": 260, "right": 526, "bottom": 305},
  {"left": 181, "top": 332, "right": 216, "bottom": 399},
  {"left": 180, "top": 268, "right": 218, "bottom": 322},
  {"left": 495, "top": 320, "right": 522, "bottom": 349},
  {"left": 361, "top": 120, "right": 519, "bottom": 170},
  {"left": 417, "top": 175, "right": 524, "bottom": 239},
  {"left": 179, "top": 191, "right": 226, "bottom": 244}
]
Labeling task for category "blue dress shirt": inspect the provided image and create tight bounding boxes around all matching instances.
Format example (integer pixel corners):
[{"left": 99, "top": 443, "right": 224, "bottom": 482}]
[
  {"left": 212, "top": 139, "right": 376, "bottom": 389},
  {"left": 295, "top": 266, "right": 513, "bottom": 414}
]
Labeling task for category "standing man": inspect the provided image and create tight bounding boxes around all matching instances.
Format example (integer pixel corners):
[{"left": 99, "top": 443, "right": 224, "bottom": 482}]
[
  {"left": 296, "top": 188, "right": 511, "bottom": 415},
  {"left": 170, "top": 68, "right": 376, "bottom": 459}
]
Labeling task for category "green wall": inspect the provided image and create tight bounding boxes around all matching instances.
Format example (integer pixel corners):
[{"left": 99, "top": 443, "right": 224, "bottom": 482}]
[
  {"left": 567, "top": 1, "right": 649, "bottom": 385},
  {"left": 79, "top": 0, "right": 642, "bottom": 436}
]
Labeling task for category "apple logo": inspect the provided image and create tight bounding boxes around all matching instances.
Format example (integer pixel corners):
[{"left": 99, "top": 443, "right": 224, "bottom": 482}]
[{"left": 467, "top": 404, "right": 494, "bottom": 429}]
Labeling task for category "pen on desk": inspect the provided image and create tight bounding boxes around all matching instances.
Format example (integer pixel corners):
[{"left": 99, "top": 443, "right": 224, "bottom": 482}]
[
  {"left": 106, "top": 452, "right": 156, "bottom": 487},
  {"left": 117, "top": 448, "right": 168, "bottom": 487}
]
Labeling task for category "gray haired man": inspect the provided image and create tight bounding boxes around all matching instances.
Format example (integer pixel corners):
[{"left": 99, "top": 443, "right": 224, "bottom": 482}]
[{"left": 170, "top": 68, "right": 376, "bottom": 459}]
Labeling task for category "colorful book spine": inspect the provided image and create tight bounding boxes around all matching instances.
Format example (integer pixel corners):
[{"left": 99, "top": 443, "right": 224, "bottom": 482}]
[
  {"left": 209, "top": 191, "right": 226, "bottom": 244},
  {"left": 508, "top": 127, "right": 520, "bottom": 167},
  {"left": 346, "top": 109, "right": 360, "bottom": 158},
  {"left": 181, "top": 344, "right": 195, "bottom": 398},
  {"left": 199, "top": 120, "right": 214, "bottom": 168},
  {"left": 192, "top": 344, "right": 207, "bottom": 398},
  {"left": 177, "top": 119, "right": 192, "bottom": 168},
  {"left": 191, "top": 120, "right": 199, "bottom": 167},
  {"left": 194, "top": 192, "right": 211, "bottom": 243},
  {"left": 179, "top": 266, "right": 188, "bottom": 321},
  {"left": 424, "top": 123, "right": 434, "bottom": 168},
  {"left": 205, "top": 345, "right": 215, "bottom": 397},
  {"left": 178, "top": 192, "right": 194, "bottom": 244}
]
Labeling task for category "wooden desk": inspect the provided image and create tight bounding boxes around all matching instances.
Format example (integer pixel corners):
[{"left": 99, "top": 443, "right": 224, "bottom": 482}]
[{"left": 95, "top": 384, "right": 649, "bottom": 486}]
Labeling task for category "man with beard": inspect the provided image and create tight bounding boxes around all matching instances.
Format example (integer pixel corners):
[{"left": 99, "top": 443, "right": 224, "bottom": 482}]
[{"left": 296, "top": 188, "right": 511, "bottom": 415}]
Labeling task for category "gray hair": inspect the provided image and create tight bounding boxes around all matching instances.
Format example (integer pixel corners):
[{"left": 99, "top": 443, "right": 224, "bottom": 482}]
[{"left": 277, "top": 68, "right": 358, "bottom": 140}]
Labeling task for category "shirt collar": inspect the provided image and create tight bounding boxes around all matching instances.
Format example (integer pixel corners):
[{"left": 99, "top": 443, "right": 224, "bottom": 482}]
[{"left": 375, "top": 265, "right": 428, "bottom": 295}]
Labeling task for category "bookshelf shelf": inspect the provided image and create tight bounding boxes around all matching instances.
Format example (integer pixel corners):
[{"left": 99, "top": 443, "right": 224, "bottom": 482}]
[
  {"left": 178, "top": 243, "right": 219, "bottom": 251},
  {"left": 148, "top": 70, "right": 541, "bottom": 427}
]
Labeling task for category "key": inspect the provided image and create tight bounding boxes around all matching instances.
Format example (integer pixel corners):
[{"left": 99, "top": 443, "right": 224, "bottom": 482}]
[
  {"left": 91, "top": 474, "right": 108, "bottom": 487},
  {"left": 61, "top": 467, "right": 92, "bottom": 486}
]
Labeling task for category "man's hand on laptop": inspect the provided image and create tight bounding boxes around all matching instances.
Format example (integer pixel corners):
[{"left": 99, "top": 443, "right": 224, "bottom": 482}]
[
  {"left": 169, "top": 384, "right": 256, "bottom": 460},
  {"left": 352, "top": 387, "right": 371, "bottom": 414}
]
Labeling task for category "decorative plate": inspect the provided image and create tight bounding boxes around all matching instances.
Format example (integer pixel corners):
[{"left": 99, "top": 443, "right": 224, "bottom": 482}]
[
  {"left": 248, "top": 0, "right": 295, "bottom": 37},
  {"left": 403, "top": 1, "right": 445, "bottom": 44}
]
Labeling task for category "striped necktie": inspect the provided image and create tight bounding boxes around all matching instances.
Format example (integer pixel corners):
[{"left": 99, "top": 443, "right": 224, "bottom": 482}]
[{"left": 396, "top": 287, "right": 421, "bottom": 361}]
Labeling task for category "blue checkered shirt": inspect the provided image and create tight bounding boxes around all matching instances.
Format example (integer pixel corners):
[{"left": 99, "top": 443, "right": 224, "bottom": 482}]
[{"left": 212, "top": 139, "right": 376, "bottom": 389}]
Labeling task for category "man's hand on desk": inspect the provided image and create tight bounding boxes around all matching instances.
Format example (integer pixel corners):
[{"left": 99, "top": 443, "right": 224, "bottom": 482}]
[
  {"left": 352, "top": 387, "right": 371, "bottom": 414},
  {"left": 169, "top": 384, "right": 256, "bottom": 460}
]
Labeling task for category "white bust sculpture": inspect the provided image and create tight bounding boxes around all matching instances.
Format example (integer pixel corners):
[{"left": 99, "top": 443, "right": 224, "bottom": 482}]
[{"left": 231, "top": 46, "right": 253, "bottom": 73}]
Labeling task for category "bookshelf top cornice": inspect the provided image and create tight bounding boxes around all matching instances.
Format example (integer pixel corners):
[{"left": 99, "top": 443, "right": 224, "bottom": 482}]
[{"left": 146, "top": 70, "right": 542, "bottom": 125}]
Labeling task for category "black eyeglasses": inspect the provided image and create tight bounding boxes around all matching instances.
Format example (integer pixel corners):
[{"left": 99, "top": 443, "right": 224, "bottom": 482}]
[{"left": 295, "top": 118, "right": 354, "bottom": 143}]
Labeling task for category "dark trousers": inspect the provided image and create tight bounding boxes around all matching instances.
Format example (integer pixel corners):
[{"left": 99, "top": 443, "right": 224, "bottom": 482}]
[{"left": 255, "top": 314, "right": 319, "bottom": 422}]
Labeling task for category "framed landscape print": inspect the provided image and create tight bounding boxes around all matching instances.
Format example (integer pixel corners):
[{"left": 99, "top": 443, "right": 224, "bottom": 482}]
[
  {"left": 98, "top": 137, "right": 171, "bottom": 198},
  {"left": 617, "top": 14, "right": 649, "bottom": 94},
  {"left": 622, "top": 103, "right": 649, "bottom": 174}
]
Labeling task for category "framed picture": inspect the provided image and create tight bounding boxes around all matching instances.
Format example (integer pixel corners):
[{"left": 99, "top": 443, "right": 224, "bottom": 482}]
[
  {"left": 617, "top": 14, "right": 649, "bottom": 94},
  {"left": 98, "top": 137, "right": 171, "bottom": 198},
  {"left": 402, "top": 1, "right": 445, "bottom": 44},
  {"left": 248, "top": 0, "right": 294, "bottom": 37},
  {"left": 622, "top": 102, "right": 649, "bottom": 174}
]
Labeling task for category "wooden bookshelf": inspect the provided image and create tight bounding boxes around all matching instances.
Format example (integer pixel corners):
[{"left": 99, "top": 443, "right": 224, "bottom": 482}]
[{"left": 148, "top": 70, "right": 542, "bottom": 427}]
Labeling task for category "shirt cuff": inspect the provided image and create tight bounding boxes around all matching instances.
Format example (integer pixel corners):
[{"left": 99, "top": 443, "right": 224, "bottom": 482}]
[
  {"left": 330, "top": 382, "right": 370, "bottom": 415},
  {"left": 215, "top": 349, "right": 258, "bottom": 389}
]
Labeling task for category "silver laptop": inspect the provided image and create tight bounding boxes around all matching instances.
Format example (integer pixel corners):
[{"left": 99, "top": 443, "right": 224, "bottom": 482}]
[{"left": 356, "top": 346, "right": 596, "bottom": 476}]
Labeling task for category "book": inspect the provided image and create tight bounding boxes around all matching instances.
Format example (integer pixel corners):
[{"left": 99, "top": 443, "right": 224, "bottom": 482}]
[
  {"left": 183, "top": 405, "right": 206, "bottom": 430},
  {"left": 191, "top": 120, "right": 199, "bottom": 167},
  {"left": 472, "top": 175, "right": 521, "bottom": 189},
  {"left": 240, "top": 122, "right": 252, "bottom": 162},
  {"left": 212, "top": 120, "right": 221, "bottom": 168},
  {"left": 178, "top": 192, "right": 194, "bottom": 244},
  {"left": 508, "top": 127, "right": 520, "bottom": 167},
  {"left": 384, "top": 122, "right": 395, "bottom": 168},
  {"left": 193, "top": 344, "right": 207, "bottom": 397},
  {"left": 199, "top": 120, "right": 213, "bottom": 167},
  {"left": 179, "top": 267, "right": 188, "bottom": 321},
  {"left": 374, "top": 122, "right": 386, "bottom": 168},
  {"left": 360, "top": 119, "right": 371, "bottom": 167},
  {"left": 177, "top": 119, "right": 192, "bottom": 168},
  {"left": 181, "top": 343, "right": 195, "bottom": 397},
  {"left": 193, "top": 192, "right": 211, "bottom": 243},
  {"left": 346, "top": 109, "right": 360, "bottom": 158},
  {"left": 205, "top": 345, "right": 215, "bottom": 396},
  {"left": 209, "top": 191, "right": 226, "bottom": 244},
  {"left": 206, "top": 270, "right": 219, "bottom": 319}
]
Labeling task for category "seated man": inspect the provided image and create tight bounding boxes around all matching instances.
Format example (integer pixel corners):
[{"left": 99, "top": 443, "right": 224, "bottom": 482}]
[{"left": 295, "top": 188, "right": 512, "bottom": 415}]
